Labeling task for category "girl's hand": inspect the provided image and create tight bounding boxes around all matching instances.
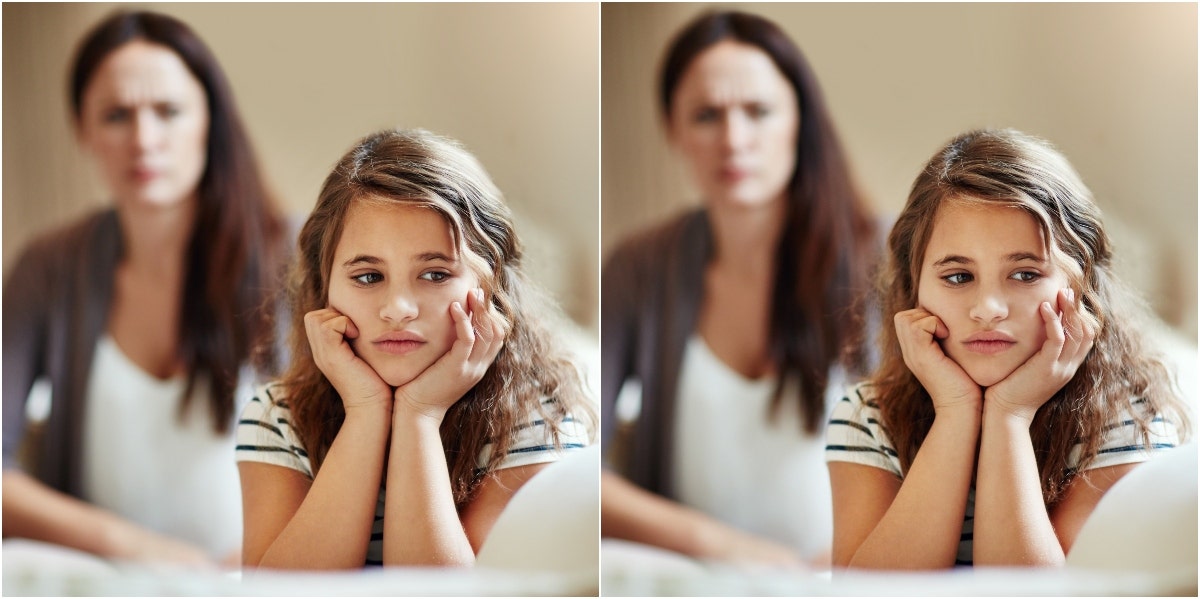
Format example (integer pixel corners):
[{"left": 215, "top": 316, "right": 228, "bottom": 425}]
[
  {"left": 304, "top": 308, "right": 392, "bottom": 413},
  {"left": 985, "top": 288, "right": 1096, "bottom": 423},
  {"left": 895, "top": 308, "right": 982, "bottom": 411},
  {"left": 394, "top": 288, "right": 508, "bottom": 422}
]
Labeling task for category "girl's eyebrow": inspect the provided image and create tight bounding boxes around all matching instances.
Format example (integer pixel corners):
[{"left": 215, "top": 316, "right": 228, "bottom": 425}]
[
  {"left": 931, "top": 251, "right": 1045, "bottom": 268},
  {"left": 932, "top": 254, "right": 972, "bottom": 267},
  {"left": 416, "top": 251, "right": 456, "bottom": 264},
  {"left": 1006, "top": 251, "right": 1046, "bottom": 263},
  {"left": 342, "top": 254, "right": 382, "bottom": 268}
]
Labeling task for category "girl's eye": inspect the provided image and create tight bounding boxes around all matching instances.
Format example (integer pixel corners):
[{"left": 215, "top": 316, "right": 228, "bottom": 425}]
[
  {"left": 747, "top": 103, "right": 771, "bottom": 119},
  {"left": 156, "top": 104, "right": 181, "bottom": 119},
  {"left": 419, "top": 271, "right": 450, "bottom": 283},
  {"left": 943, "top": 272, "right": 972, "bottom": 286},
  {"left": 1011, "top": 271, "right": 1041, "bottom": 283},
  {"left": 352, "top": 272, "right": 383, "bottom": 286}
]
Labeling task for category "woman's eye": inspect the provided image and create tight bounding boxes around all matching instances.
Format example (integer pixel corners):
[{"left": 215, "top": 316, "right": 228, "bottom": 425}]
[
  {"left": 156, "top": 104, "right": 181, "bottom": 119},
  {"left": 352, "top": 272, "right": 383, "bottom": 285},
  {"left": 1011, "top": 271, "right": 1041, "bottom": 283},
  {"left": 419, "top": 271, "right": 450, "bottom": 283},
  {"left": 693, "top": 108, "right": 719, "bottom": 124},
  {"left": 747, "top": 104, "right": 771, "bottom": 119},
  {"left": 943, "top": 272, "right": 972, "bottom": 286},
  {"left": 103, "top": 108, "right": 131, "bottom": 123}
]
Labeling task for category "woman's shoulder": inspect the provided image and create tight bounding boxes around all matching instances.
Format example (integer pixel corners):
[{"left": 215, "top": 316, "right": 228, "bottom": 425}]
[
  {"left": 603, "top": 207, "right": 708, "bottom": 271},
  {"left": 10, "top": 208, "right": 119, "bottom": 270}
]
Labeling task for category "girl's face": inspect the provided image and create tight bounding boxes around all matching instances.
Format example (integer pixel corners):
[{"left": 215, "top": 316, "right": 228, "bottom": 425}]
[
  {"left": 327, "top": 200, "right": 481, "bottom": 388},
  {"left": 77, "top": 40, "right": 209, "bottom": 210},
  {"left": 668, "top": 40, "right": 799, "bottom": 209},
  {"left": 916, "top": 200, "right": 1070, "bottom": 387}
]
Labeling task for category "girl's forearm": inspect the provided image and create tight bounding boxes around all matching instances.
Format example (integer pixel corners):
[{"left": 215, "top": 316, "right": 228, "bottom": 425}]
[
  {"left": 256, "top": 410, "right": 389, "bottom": 570},
  {"left": 849, "top": 406, "right": 980, "bottom": 569},
  {"left": 383, "top": 407, "right": 474, "bottom": 566},
  {"left": 974, "top": 404, "right": 1064, "bottom": 566}
]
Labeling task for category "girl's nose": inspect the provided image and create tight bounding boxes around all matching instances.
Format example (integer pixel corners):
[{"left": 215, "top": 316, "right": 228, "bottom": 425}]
[
  {"left": 379, "top": 286, "right": 418, "bottom": 323},
  {"left": 969, "top": 286, "right": 1008, "bottom": 324}
]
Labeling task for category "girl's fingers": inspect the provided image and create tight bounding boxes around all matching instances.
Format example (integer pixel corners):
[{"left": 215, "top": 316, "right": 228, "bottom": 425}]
[
  {"left": 466, "top": 288, "right": 507, "bottom": 364},
  {"left": 448, "top": 300, "right": 476, "bottom": 362},
  {"left": 1058, "top": 287, "right": 1095, "bottom": 365}
]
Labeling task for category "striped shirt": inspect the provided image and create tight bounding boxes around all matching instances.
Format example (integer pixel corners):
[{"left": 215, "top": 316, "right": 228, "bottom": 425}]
[
  {"left": 235, "top": 383, "right": 590, "bottom": 566},
  {"left": 825, "top": 382, "right": 1179, "bottom": 566}
]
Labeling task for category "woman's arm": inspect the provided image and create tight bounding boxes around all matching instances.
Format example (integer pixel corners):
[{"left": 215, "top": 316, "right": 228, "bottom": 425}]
[
  {"left": 601, "top": 470, "right": 804, "bottom": 567},
  {"left": 3, "top": 469, "right": 213, "bottom": 565},
  {"left": 974, "top": 290, "right": 1096, "bottom": 566}
]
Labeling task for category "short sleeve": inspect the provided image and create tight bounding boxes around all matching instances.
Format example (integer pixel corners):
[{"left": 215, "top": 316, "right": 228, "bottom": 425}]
[
  {"left": 1072, "top": 399, "right": 1182, "bottom": 472},
  {"left": 235, "top": 384, "right": 313, "bottom": 478},
  {"left": 825, "top": 383, "right": 902, "bottom": 477},
  {"left": 482, "top": 399, "right": 591, "bottom": 472}
]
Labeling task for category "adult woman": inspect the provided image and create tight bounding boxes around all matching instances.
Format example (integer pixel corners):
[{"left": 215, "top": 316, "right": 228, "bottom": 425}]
[
  {"left": 601, "top": 10, "right": 879, "bottom": 567},
  {"left": 2, "top": 11, "right": 288, "bottom": 566}
]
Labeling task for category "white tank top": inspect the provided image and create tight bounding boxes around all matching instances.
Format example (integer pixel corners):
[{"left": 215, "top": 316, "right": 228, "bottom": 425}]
[
  {"left": 671, "top": 334, "right": 842, "bottom": 561},
  {"left": 80, "top": 334, "right": 244, "bottom": 557}
]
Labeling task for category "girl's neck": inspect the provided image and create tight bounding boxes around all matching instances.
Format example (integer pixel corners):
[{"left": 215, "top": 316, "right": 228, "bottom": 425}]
[
  {"left": 707, "top": 197, "right": 786, "bottom": 277},
  {"left": 115, "top": 197, "right": 197, "bottom": 275}
]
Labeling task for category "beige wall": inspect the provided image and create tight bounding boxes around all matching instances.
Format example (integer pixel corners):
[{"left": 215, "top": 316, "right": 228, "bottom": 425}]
[
  {"left": 602, "top": 2, "right": 1198, "bottom": 339},
  {"left": 3, "top": 2, "right": 599, "bottom": 329}
]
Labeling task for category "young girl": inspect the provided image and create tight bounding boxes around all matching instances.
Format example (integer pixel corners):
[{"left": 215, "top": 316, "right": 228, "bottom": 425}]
[
  {"left": 235, "top": 128, "right": 593, "bottom": 569},
  {"left": 826, "top": 128, "right": 1190, "bottom": 569}
]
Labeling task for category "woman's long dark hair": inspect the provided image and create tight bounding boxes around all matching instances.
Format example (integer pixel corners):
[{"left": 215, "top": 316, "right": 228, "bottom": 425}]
[
  {"left": 660, "top": 11, "right": 879, "bottom": 433},
  {"left": 70, "top": 11, "right": 287, "bottom": 433}
]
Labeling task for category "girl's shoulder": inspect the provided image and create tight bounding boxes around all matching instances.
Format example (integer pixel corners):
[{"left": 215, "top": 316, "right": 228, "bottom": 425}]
[
  {"left": 1074, "top": 397, "right": 1183, "bottom": 472},
  {"left": 825, "top": 381, "right": 902, "bottom": 476},
  {"left": 235, "top": 382, "right": 313, "bottom": 478}
]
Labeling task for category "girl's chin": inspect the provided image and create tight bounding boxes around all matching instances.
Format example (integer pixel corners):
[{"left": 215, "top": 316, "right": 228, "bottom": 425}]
[
  {"left": 962, "top": 366, "right": 1016, "bottom": 388},
  {"left": 380, "top": 372, "right": 418, "bottom": 388}
]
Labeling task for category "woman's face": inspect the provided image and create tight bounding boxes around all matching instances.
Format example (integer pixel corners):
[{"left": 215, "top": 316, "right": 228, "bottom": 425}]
[
  {"left": 916, "top": 200, "right": 1070, "bottom": 387},
  {"left": 77, "top": 40, "right": 209, "bottom": 209},
  {"left": 327, "top": 200, "right": 482, "bottom": 388},
  {"left": 668, "top": 40, "right": 799, "bottom": 209}
]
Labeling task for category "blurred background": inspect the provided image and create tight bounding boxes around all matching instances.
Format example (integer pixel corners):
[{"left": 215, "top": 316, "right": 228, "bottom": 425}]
[
  {"left": 602, "top": 2, "right": 1197, "bottom": 340},
  {"left": 3, "top": 2, "right": 599, "bottom": 331}
]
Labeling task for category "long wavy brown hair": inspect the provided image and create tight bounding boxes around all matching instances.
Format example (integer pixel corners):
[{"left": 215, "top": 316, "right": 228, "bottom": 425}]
[
  {"left": 659, "top": 10, "right": 880, "bottom": 433},
  {"left": 71, "top": 11, "right": 287, "bottom": 433},
  {"left": 281, "top": 128, "right": 594, "bottom": 508},
  {"left": 874, "top": 128, "right": 1191, "bottom": 506}
]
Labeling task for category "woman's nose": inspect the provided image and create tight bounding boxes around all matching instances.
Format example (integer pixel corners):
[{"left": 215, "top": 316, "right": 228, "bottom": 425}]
[
  {"left": 721, "top": 111, "right": 751, "bottom": 152},
  {"left": 379, "top": 285, "right": 419, "bottom": 323},
  {"left": 132, "top": 110, "right": 163, "bottom": 151}
]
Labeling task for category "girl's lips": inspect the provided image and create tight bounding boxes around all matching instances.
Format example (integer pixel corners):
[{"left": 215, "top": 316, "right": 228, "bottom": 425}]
[
  {"left": 373, "top": 339, "right": 425, "bottom": 355},
  {"left": 963, "top": 340, "right": 1017, "bottom": 355}
]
